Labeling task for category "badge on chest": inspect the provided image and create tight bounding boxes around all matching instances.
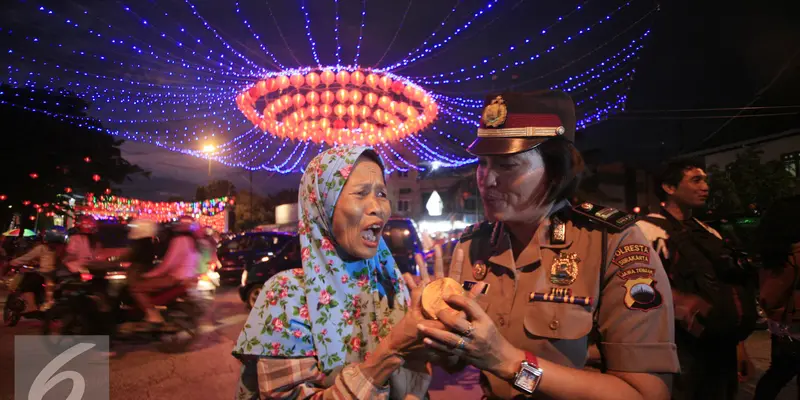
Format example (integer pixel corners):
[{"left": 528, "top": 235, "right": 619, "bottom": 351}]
[{"left": 550, "top": 252, "right": 580, "bottom": 286}]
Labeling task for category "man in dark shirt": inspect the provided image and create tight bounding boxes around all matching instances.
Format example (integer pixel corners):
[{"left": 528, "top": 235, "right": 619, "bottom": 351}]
[{"left": 636, "top": 159, "right": 757, "bottom": 400}]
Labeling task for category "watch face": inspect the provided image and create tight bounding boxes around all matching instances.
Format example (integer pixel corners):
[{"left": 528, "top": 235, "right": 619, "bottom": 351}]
[{"left": 514, "top": 364, "right": 542, "bottom": 394}]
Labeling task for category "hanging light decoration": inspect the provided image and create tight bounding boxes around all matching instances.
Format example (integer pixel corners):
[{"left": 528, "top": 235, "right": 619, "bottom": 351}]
[{"left": 237, "top": 67, "right": 438, "bottom": 146}]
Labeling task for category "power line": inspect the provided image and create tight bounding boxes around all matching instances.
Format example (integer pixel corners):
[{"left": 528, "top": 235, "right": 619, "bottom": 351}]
[
  {"left": 624, "top": 105, "right": 800, "bottom": 113},
  {"left": 700, "top": 46, "right": 800, "bottom": 144},
  {"left": 612, "top": 111, "right": 799, "bottom": 120}
]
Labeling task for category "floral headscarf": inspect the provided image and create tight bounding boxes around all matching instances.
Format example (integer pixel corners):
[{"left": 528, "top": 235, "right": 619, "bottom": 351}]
[{"left": 232, "top": 145, "right": 410, "bottom": 373}]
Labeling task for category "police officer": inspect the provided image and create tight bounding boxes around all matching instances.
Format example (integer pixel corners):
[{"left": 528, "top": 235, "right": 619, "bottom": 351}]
[{"left": 417, "top": 91, "right": 680, "bottom": 399}]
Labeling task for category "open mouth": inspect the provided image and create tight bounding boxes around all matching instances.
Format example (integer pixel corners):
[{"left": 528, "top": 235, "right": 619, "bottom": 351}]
[{"left": 360, "top": 222, "right": 383, "bottom": 247}]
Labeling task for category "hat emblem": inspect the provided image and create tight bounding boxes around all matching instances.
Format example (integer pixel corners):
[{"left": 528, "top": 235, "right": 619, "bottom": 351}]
[{"left": 481, "top": 96, "right": 508, "bottom": 128}]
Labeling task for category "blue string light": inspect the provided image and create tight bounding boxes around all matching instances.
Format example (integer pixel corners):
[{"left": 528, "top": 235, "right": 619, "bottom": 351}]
[
  {"left": 334, "top": 0, "right": 342, "bottom": 66},
  {"left": 300, "top": 0, "right": 322, "bottom": 66},
  {"left": 1, "top": 0, "right": 654, "bottom": 174},
  {"left": 353, "top": 0, "right": 367, "bottom": 65},
  {"left": 382, "top": 0, "right": 500, "bottom": 71}
]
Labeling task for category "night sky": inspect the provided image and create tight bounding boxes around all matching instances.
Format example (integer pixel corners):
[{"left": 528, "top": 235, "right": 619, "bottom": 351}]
[{"left": 2, "top": 0, "right": 798, "bottom": 200}]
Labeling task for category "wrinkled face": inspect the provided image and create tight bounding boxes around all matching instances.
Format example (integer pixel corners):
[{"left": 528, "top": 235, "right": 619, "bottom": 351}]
[
  {"left": 477, "top": 150, "right": 548, "bottom": 223},
  {"left": 332, "top": 157, "right": 391, "bottom": 260},
  {"left": 664, "top": 167, "right": 709, "bottom": 208}
]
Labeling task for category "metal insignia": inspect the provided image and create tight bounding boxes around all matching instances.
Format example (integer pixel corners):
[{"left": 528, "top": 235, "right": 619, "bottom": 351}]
[
  {"left": 556, "top": 126, "right": 565, "bottom": 135},
  {"left": 473, "top": 262, "right": 488, "bottom": 281},
  {"left": 481, "top": 96, "right": 507, "bottom": 128},
  {"left": 550, "top": 216, "right": 566, "bottom": 244},
  {"left": 580, "top": 202, "right": 594, "bottom": 211},
  {"left": 550, "top": 252, "right": 580, "bottom": 286}
]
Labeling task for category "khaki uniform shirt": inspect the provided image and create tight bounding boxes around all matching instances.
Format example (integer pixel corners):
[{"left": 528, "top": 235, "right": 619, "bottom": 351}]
[{"left": 451, "top": 202, "right": 680, "bottom": 399}]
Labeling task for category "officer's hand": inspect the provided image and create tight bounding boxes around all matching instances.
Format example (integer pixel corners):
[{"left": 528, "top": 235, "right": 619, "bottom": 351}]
[{"left": 417, "top": 287, "right": 519, "bottom": 378}]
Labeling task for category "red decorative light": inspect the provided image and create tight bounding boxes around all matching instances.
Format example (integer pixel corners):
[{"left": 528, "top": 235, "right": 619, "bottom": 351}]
[
  {"left": 43, "top": 203, "right": 50, "bottom": 207},
  {"left": 105, "top": 188, "right": 112, "bottom": 194},
  {"left": 29, "top": 173, "right": 39, "bottom": 179},
  {"left": 84, "top": 157, "right": 92, "bottom": 163},
  {"left": 92, "top": 174, "right": 101, "bottom": 182},
  {"left": 22, "top": 200, "right": 31, "bottom": 206},
  {"left": 0, "top": 194, "right": 6, "bottom": 201},
  {"left": 29, "top": 216, "right": 35, "bottom": 221},
  {"left": 236, "top": 67, "right": 438, "bottom": 146},
  {"left": 65, "top": 187, "right": 73, "bottom": 193}
]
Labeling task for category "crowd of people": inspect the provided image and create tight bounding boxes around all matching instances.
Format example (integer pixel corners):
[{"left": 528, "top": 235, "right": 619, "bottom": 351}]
[
  {"left": 1, "top": 214, "right": 221, "bottom": 331},
  {"left": 231, "top": 89, "right": 800, "bottom": 400}
]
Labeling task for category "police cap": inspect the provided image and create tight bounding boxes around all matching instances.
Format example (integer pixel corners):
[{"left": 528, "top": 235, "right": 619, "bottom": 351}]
[{"left": 467, "top": 90, "right": 576, "bottom": 156}]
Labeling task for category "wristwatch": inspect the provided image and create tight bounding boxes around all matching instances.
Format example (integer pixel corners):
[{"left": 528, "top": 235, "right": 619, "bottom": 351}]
[{"left": 512, "top": 351, "right": 543, "bottom": 394}]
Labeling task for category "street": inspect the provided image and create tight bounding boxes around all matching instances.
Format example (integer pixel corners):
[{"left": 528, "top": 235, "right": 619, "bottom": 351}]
[{"left": 0, "top": 285, "right": 795, "bottom": 400}]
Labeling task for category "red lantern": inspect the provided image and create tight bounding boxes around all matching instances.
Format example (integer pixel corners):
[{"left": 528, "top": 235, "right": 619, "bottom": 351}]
[
  {"left": 43, "top": 203, "right": 49, "bottom": 207},
  {"left": 335, "top": 70, "right": 350, "bottom": 86},
  {"left": 248, "top": 86, "right": 259, "bottom": 99},
  {"left": 347, "top": 119, "right": 359, "bottom": 129},
  {"left": 351, "top": 70, "right": 365, "bottom": 86},
  {"left": 0, "top": 194, "right": 6, "bottom": 201},
  {"left": 292, "top": 93, "right": 306, "bottom": 108},
  {"left": 333, "top": 119, "right": 346, "bottom": 129},
  {"left": 84, "top": 156, "right": 91, "bottom": 163},
  {"left": 366, "top": 74, "right": 379, "bottom": 88},
  {"left": 320, "top": 104, "right": 333, "bottom": 117},
  {"left": 266, "top": 78, "right": 278, "bottom": 92},
  {"left": 93, "top": 174, "right": 101, "bottom": 182},
  {"left": 364, "top": 92, "right": 378, "bottom": 107},
  {"left": 22, "top": 200, "right": 31, "bottom": 206},
  {"left": 305, "top": 91, "right": 320, "bottom": 105},
  {"left": 289, "top": 74, "right": 305, "bottom": 88},
  {"left": 379, "top": 76, "right": 392, "bottom": 90},
  {"left": 65, "top": 187, "right": 72, "bottom": 193},
  {"left": 256, "top": 80, "right": 267, "bottom": 95},
  {"left": 347, "top": 104, "right": 357, "bottom": 118},
  {"left": 105, "top": 188, "right": 112, "bottom": 195},
  {"left": 321, "top": 90, "right": 335, "bottom": 105},
  {"left": 335, "top": 89, "right": 349, "bottom": 104},
  {"left": 334, "top": 104, "right": 347, "bottom": 118},
  {"left": 350, "top": 90, "right": 363, "bottom": 104},
  {"left": 320, "top": 70, "right": 335, "bottom": 86},
  {"left": 29, "top": 173, "right": 39, "bottom": 179},
  {"left": 391, "top": 81, "right": 405, "bottom": 94},
  {"left": 276, "top": 75, "right": 290, "bottom": 90},
  {"left": 29, "top": 216, "right": 35, "bottom": 221},
  {"left": 319, "top": 118, "right": 331, "bottom": 130},
  {"left": 306, "top": 72, "right": 320, "bottom": 88},
  {"left": 307, "top": 105, "right": 320, "bottom": 118},
  {"left": 378, "top": 96, "right": 391, "bottom": 109}
]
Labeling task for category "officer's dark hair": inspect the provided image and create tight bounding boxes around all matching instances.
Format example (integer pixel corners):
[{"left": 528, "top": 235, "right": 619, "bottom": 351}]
[
  {"left": 757, "top": 195, "right": 800, "bottom": 270},
  {"left": 654, "top": 158, "right": 706, "bottom": 201},
  {"left": 536, "top": 137, "right": 585, "bottom": 204}
]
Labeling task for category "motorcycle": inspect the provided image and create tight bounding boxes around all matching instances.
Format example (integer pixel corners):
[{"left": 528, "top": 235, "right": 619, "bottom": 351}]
[
  {"left": 3, "top": 264, "right": 47, "bottom": 326},
  {"left": 44, "top": 261, "right": 210, "bottom": 352}
]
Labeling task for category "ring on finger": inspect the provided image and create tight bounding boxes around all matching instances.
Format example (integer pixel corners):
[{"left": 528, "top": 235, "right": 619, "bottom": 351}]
[
  {"left": 454, "top": 336, "right": 467, "bottom": 351},
  {"left": 462, "top": 322, "right": 475, "bottom": 338}
]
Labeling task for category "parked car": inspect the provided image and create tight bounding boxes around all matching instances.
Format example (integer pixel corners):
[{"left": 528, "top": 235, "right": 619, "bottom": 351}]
[
  {"left": 239, "top": 234, "right": 301, "bottom": 309},
  {"left": 218, "top": 231, "right": 295, "bottom": 284}
]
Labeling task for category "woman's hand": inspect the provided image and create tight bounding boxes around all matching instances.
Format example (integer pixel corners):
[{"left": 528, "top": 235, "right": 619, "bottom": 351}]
[{"left": 417, "top": 292, "right": 523, "bottom": 380}]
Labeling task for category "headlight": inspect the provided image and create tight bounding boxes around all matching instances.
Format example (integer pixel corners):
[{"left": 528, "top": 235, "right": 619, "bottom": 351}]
[{"left": 241, "top": 269, "right": 248, "bottom": 287}]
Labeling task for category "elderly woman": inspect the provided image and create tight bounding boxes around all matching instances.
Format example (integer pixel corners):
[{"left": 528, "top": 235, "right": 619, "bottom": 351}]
[
  {"left": 232, "top": 146, "right": 469, "bottom": 399},
  {"left": 417, "top": 91, "right": 680, "bottom": 399}
]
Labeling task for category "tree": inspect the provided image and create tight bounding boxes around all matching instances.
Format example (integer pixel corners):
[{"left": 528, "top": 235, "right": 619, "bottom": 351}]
[
  {"left": 706, "top": 148, "right": 797, "bottom": 215},
  {"left": 195, "top": 179, "right": 236, "bottom": 201},
  {"left": 0, "top": 86, "right": 148, "bottom": 230},
  {"left": 234, "top": 190, "right": 273, "bottom": 231}
]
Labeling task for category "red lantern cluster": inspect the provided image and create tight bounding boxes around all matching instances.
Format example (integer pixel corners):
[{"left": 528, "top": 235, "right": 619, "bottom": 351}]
[
  {"left": 236, "top": 68, "right": 439, "bottom": 146},
  {"left": 92, "top": 174, "right": 101, "bottom": 182}
]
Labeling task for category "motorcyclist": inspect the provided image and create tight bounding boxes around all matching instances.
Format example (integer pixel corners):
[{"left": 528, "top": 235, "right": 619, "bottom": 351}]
[
  {"left": 128, "top": 215, "right": 200, "bottom": 327},
  {"left": 123, "top": 219, "right": 160, "bottom": 284},
  {"left": 10, "top": 228, "right": 68, "bottom": 311},
  {"left": 64, "top": 215, "right": 99, "bottom": 274},
  {"left": 194, "top": 226, "right": 220, "bottom": 276}
]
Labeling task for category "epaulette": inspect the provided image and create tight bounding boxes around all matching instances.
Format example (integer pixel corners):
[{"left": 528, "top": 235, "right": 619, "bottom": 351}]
[
  {"left": 459, "top": 221, "right": 494, "bottom": 243},
  {"left": 571, "top": 202, "right": 637, "bottom": 232}
]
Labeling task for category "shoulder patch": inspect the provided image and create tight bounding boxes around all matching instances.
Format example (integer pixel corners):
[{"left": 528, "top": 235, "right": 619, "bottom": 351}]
[
  {"left": 459, "top": 221, "right": 494, "bottom": 243},
  {"left": 572, "top": 202, "right": 637, "bottom": 232}
]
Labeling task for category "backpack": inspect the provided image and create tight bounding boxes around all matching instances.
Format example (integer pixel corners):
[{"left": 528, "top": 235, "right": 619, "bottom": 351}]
[{"left": 642, "top": 214, "right": 758, "bottom": 342}]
